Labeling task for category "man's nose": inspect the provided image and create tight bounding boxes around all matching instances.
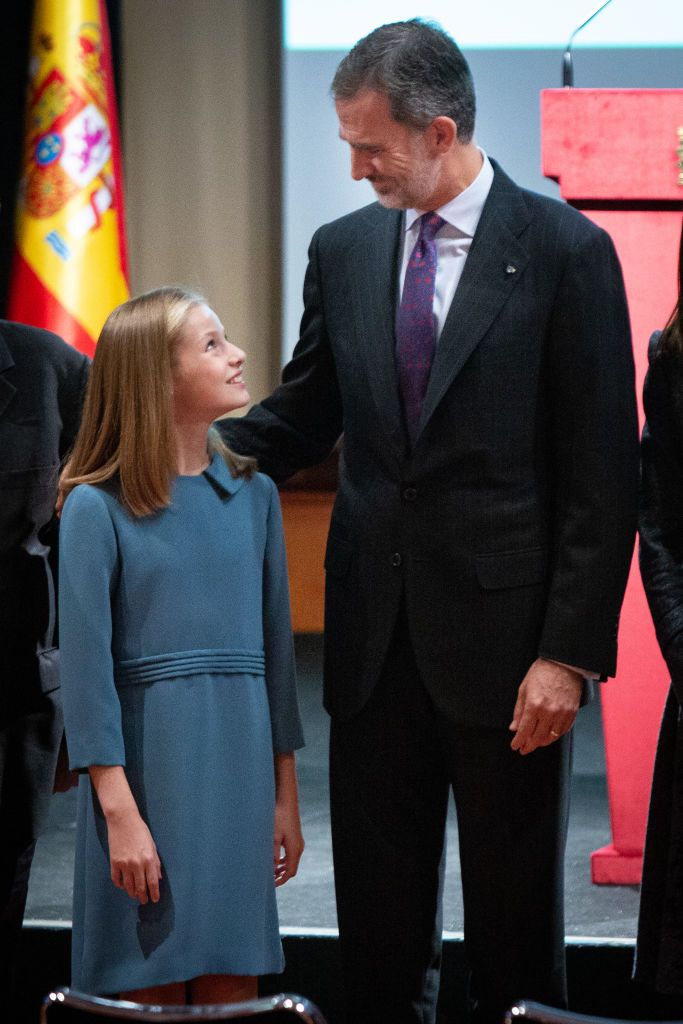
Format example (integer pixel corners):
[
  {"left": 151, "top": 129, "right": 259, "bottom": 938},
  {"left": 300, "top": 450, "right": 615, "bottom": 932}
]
[{"left": 351, "top": 149, "right": 370, "bottom": 181}]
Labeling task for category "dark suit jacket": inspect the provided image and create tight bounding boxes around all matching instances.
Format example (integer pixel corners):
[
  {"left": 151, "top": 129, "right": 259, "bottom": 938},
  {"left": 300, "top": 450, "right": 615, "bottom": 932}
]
[
  {"left": 221, "top": 162, "right": 639, "bottom": 726},
  {"left": 0, "top": 320, "right": 89, "bottom": 721},
  {"left": 635, "top": 331, "right": 683, "bottom": 993}
]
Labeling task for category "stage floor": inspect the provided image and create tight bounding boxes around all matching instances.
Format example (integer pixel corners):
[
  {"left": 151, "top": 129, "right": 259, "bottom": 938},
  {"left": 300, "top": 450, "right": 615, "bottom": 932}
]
[{"left": 25, "top": 635, "right": 641, "bottom": 939}]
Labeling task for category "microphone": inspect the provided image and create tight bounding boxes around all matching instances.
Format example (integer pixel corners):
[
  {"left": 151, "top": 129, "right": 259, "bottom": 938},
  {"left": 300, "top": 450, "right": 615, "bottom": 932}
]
[{"left": 562, "top": 0, "right": 615, "bottom": 87}]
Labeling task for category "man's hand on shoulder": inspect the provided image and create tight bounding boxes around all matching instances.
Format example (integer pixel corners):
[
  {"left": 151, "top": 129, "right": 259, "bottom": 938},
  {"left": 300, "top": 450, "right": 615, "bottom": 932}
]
[{"left": 509, "top": 658, "right": 583, "bottom": 755}]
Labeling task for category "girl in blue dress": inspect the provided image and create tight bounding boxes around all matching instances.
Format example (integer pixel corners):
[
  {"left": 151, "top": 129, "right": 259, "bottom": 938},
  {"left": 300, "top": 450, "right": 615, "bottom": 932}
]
[{"left": 58, "top": 286, "right": 304, "bottom": 1005}]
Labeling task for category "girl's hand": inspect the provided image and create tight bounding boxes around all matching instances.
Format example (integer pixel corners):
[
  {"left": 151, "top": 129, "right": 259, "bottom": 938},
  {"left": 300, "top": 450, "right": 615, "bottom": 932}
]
[
  {"left": 274, "top": 798, "right": 304, "bottom": 886},
  {"left": 88, "top": 765, "right": 162, "bottom": 904},
  {"left": 107, "top": 809, "right": 162, "bottom": 904},
  {"left": 273, "top": 752, "right": 304, "bottom": 886}
]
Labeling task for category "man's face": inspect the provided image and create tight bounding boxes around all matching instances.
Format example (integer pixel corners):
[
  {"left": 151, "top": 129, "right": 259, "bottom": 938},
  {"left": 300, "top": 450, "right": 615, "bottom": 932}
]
[{"left": 335, "top": 89, "right": 440, "bottom": 210}]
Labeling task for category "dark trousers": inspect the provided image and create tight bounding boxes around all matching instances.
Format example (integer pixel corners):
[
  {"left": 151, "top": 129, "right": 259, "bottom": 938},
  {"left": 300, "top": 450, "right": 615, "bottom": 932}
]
[
  {"left": 0, "top": 691, "right": 63, "bottom": 1003},
  {"left": 330, "top": 612, "right": 571, "bottom": 1024}
]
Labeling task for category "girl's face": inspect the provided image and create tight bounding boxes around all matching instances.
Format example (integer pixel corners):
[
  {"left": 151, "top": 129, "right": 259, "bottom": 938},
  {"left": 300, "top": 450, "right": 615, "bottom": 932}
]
[{"left": 171, "top": 304, "right": 250, "bottom": 423}]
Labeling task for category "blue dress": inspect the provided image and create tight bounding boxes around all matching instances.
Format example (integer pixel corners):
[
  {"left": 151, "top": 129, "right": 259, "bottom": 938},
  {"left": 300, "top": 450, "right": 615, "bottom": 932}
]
[{"left": 59, "top": 454, "right": 304, "bottom": 994}]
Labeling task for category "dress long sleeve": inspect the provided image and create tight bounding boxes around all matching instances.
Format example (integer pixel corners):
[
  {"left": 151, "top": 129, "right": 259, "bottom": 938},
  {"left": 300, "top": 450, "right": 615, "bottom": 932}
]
[
  {"left": 59, "top": 484, "right": 125, "bottom": 769},
  {"left": 639, "top": 333, "right": 683, "bottom": 702},
  {"left": 262, "top": 477, "right": 304, "bottom": 752}
]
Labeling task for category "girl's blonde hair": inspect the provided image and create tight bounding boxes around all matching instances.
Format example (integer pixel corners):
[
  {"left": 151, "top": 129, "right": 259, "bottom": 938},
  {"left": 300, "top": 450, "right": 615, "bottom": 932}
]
[{"left": 59, "top": 286, "right": 255, "bottom": 517}]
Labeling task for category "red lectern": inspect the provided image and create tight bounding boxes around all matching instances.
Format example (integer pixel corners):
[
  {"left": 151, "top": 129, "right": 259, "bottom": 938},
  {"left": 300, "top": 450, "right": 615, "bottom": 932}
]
[{"left": 542, "top": 89, "right": 683, "bottom": 884}]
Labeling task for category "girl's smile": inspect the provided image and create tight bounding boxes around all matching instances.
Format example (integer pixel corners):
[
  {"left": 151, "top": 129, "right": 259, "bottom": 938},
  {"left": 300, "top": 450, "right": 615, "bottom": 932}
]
[{"left": 172, "top": 303, "right": 250, "bottom": 424}]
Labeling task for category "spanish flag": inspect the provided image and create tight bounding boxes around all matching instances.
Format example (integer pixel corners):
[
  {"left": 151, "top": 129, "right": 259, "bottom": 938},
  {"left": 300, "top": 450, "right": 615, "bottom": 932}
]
[{"left": 8, "top": 0, "right": 128, "bottom": 356}]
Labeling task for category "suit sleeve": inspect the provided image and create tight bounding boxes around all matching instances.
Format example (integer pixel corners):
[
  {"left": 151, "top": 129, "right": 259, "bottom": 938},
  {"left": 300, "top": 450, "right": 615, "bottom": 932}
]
[
  {"left": 59, "top": 485, "right": 125, "bottom": 770},
  {"left": 638, "top": 338, "right": 683, "bottom": 701},
  {"left": 58, "top": 348, "right": 90, "bottom": 460},
  {"left": 262, "top": 477, "right": 304, "bottom": 752},
  {"left": 219, "top": 228, "right": 343, "bottom": 481},
  {"left": 538, "top": 225, "right": 640, "bottom": 677}
]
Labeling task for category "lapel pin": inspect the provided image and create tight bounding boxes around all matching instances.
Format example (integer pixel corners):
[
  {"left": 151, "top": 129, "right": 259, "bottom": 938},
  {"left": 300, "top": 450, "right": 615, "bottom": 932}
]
[{"left": 505, "top": 264, "right": 517, "bottom": 274}]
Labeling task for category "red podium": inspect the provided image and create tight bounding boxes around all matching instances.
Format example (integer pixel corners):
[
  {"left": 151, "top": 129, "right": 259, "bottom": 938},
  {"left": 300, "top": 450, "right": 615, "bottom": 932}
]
[{"left": 542, "top": 89, "right": 683, "bottom": 884}]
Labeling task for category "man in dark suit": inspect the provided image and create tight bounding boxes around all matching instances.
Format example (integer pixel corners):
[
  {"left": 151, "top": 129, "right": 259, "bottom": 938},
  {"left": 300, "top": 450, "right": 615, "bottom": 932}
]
[
  {"left": 0, "top": 319, "right": 88, "bottom": 1001},
  {"left": 220, "top": 20, "right": 639, "bottom": 1024}
]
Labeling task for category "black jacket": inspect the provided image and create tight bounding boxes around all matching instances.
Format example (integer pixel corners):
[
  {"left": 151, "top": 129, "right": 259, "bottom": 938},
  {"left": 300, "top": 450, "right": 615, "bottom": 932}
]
[
  {"left": 221, "top": 162, "right": 639, "bottom": 725},
  {"left": 0, "top": 320, "right": 89, "bottom": 719},
  {"left": 635, "top": 331, "right": 683, "bottom": 994}
]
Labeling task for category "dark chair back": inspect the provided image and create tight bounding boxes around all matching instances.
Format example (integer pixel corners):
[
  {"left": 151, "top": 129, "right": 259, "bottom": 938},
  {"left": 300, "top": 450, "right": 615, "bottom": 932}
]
[
  {"left": 41, "top": 989, "right": 329, "bottom": 1024},
  {"left": 505, "top": 1000, "right": 683, "bottom": 1024}
]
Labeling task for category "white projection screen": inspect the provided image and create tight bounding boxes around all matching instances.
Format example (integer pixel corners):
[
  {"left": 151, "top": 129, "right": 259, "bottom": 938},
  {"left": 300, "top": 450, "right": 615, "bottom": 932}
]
[{"left": 282, "top": 0, "right": 683, "bottom": 361}]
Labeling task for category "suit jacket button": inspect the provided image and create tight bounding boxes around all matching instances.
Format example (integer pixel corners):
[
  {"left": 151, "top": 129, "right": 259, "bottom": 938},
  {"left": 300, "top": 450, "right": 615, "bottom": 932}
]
[
  {"left": 403, "top": 487, "right": 417, "bottom": 501},
  {"left": 391, "top": 552, "right": 402, "bottom": 567}
]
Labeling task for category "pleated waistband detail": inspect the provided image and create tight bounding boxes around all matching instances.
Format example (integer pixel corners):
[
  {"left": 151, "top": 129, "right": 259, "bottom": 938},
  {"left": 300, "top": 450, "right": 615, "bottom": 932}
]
[{"left": 114, "top": 648, "right": 265, "bottom": 686}]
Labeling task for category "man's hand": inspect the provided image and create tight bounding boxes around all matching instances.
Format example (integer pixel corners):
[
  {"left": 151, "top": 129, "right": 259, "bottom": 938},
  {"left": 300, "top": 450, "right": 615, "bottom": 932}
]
[{"left": 509, "top": 658, "right": 582, "bottom": 755}]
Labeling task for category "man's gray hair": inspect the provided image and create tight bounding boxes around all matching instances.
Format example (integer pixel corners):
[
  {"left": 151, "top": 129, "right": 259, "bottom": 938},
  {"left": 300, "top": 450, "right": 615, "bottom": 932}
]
[{"left": 331, "top": 19, "right": 476, "bottom": 143}]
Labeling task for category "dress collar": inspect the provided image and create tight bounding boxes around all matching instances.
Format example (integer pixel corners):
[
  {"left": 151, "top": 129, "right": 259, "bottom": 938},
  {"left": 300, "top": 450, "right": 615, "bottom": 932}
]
[{"left": 202, "top": 450, "right": 246, "bottom": 497}]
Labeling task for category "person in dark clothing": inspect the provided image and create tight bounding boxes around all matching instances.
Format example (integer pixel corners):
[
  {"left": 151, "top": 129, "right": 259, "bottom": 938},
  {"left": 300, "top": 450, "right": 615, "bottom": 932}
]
[
  {"left": 0, "top": 318, "right": 88, "bottom": 1003},
  {"left": 635, "top": 220, "right": 683, "bottom": 997},
  {"left": 221, "top": 21, "right": 639, "bottom": 1023}
]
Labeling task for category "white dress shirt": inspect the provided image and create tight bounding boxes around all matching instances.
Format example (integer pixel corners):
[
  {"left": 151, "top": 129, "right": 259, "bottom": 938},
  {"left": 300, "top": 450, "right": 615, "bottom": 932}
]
[{"left": 399, "top": 150, "right": 494, "bottom": 342}]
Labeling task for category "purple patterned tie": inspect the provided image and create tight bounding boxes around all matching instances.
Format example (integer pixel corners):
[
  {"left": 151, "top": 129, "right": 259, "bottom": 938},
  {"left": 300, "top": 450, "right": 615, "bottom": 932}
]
[{"left": 396, "top": 211, "right": 445, "bottom": 443}]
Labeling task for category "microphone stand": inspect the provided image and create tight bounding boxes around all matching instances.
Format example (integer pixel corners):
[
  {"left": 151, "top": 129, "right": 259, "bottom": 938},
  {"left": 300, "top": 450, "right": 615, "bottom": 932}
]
[{"left": 563, "top": 0, "right": 616, "bottom": 87}]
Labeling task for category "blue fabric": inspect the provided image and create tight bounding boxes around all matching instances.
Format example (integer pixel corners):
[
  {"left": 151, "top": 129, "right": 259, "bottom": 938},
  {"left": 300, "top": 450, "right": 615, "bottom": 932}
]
[
  {"left": 59, "top": 454, "right": 303, "bottom": 993},
  {"left": 114, "top": 649, "right": 266, "bottom": 686}
]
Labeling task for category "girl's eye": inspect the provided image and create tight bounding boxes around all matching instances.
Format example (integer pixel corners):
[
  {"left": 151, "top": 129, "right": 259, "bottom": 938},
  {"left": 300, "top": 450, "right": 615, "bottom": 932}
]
[{"left": 206, "top": 339, "right": 216, "bottom": 351}]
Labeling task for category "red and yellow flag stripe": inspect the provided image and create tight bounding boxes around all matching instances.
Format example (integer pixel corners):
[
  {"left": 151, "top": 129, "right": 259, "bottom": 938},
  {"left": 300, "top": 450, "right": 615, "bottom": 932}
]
[{"left": 8, "top": 0, "right": 128, "bottom": 355}]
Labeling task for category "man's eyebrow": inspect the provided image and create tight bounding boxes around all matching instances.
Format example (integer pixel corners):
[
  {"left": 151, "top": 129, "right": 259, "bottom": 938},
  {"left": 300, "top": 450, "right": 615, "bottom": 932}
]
[{"left": 340, "top": 137, "right": 380, "bottom": 150}]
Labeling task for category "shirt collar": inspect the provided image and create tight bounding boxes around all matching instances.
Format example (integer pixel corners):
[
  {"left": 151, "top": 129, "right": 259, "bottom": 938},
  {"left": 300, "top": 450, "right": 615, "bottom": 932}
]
[
  {"left": 405, "top": 149, "right": 494, "bottom": 238},
  {"left": 203, "top": 449, "right": 246, "bottom": 497}
]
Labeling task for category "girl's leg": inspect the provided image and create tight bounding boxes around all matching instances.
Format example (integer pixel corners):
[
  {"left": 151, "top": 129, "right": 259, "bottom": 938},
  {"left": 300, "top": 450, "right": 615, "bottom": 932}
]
[
  {"left": 190, "top": 974, "right": 257, "bottom": 1004},
  {"left": 120, "top": 981, "right": 187, "bottom": 1005}
]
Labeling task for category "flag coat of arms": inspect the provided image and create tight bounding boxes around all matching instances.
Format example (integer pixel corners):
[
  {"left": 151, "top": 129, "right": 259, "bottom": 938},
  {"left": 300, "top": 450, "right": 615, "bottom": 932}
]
[{"left": 8, "top": 0, "right": 128, "bottom": 355}]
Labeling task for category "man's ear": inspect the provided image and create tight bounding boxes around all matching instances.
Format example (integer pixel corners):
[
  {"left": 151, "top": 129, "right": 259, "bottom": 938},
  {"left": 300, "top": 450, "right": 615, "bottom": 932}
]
[{"left": 427, "top": 116, "right": 457, "bottom": 153}]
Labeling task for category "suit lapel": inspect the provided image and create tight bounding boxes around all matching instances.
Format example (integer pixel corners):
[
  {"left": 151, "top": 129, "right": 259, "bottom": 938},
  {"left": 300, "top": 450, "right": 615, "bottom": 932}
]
[
  {"left": 415, "top": 165, "right": 532, "bottom": 441},
  {"left": 349, "top": 207, "right": 406, "bottom": 457},
  {"left": 0, "top": 325, "right": 17, "bottom": 420}
]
